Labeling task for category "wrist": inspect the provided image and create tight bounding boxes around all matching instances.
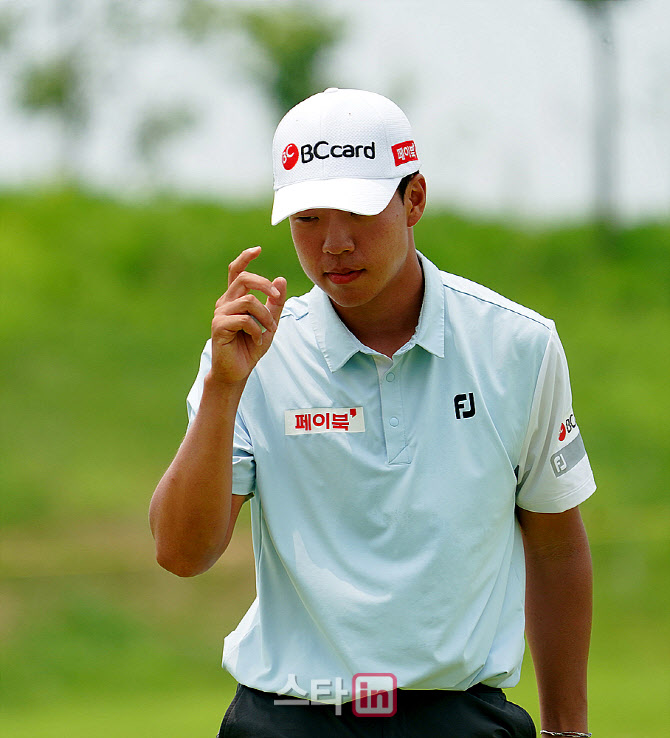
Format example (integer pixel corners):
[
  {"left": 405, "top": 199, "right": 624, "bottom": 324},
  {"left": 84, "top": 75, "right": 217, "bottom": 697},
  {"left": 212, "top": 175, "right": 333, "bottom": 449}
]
[
  {"left": 203, "top": 371, "right": 247, "bottom": 398},
  {"left": 197, "top": 373, "right": 247, "bottom": 421}
]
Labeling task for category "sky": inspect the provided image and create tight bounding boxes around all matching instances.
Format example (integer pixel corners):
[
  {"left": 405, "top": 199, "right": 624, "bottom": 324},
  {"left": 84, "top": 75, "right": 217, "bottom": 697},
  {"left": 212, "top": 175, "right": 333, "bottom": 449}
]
[{"left": 1, "top": 0, "right": 669, "bottom": 223}]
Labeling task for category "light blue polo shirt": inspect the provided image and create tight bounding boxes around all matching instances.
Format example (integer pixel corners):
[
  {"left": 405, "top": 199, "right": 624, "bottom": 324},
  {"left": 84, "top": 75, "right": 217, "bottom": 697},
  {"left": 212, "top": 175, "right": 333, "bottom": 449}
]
[{"left": 186, "top": 252, "right": 595, "bottom": 701}]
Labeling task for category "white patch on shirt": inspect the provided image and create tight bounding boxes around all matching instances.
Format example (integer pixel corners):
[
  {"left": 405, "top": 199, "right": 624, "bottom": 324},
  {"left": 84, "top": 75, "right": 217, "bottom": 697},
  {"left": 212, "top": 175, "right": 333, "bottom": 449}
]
[{"left": 285, "top": 407, "right": 365, "bottom": 435}]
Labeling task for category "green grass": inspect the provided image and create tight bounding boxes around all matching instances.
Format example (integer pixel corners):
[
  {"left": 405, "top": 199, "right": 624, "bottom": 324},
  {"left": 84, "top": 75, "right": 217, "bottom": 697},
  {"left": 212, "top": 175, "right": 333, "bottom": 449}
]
[
  {"left": 1, "top": 188, "right": 669, "bottom": 735},
  {"left": 2, "top": 686, "right": 238, "bottom": 737}
]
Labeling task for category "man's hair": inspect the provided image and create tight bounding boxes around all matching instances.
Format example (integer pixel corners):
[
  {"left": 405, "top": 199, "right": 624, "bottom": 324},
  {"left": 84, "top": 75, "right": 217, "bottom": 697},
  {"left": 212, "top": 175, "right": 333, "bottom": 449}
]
[{"left": 397, "top": 171, "right": 420, "bottom": 202}]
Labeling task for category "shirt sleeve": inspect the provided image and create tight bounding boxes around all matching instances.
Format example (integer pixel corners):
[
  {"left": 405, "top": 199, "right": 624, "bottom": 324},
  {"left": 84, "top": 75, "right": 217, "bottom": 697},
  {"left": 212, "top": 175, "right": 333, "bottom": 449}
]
[
  {"left": 186, "top": 340, "right": 257, "bottom": 498},
  {"left": 515, "top": 326, "right": 596, "bottom": 512}
]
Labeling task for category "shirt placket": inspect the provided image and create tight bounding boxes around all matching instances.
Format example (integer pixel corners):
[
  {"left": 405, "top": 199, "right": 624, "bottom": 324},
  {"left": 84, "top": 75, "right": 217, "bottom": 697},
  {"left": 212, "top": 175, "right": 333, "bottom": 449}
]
[{"left": 373, "top": 355, "right": 411, "bottom": 465}]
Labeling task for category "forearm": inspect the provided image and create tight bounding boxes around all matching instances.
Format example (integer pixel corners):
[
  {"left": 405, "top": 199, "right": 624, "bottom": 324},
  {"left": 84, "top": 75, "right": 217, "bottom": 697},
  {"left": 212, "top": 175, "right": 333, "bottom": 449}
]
[
  {"left": 149, "top": 375, "right": 245, "bottom": 577},
  {"left": 523, "top": 518, "right": 592, "bottom": 732}
]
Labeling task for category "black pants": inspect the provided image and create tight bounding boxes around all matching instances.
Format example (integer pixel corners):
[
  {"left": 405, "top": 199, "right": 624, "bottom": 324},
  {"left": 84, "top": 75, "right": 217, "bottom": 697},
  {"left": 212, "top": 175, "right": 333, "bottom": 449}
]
[{"left": 218, "top": 683, "right": 536, "bottom": 737}]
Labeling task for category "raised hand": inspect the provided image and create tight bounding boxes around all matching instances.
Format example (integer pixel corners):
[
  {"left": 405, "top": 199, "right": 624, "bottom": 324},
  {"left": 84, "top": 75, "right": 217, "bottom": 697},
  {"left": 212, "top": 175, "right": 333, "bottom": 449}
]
[{"left": 209, "top": 246, "right": 287, "bottom": 386}]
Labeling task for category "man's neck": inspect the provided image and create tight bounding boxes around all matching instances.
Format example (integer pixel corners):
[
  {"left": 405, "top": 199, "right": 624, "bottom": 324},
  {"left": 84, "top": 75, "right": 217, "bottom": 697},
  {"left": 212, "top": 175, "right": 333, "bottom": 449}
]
[{"left": 331, "top": 253, "right": 425, "bottom": 359}]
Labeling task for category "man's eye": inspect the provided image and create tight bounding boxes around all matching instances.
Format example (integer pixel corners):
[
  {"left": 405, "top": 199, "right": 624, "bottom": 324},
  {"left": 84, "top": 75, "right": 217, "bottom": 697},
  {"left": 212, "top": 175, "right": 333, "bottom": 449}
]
[{"left": 296, "top": 216, "right": 318, "bottom": 222}]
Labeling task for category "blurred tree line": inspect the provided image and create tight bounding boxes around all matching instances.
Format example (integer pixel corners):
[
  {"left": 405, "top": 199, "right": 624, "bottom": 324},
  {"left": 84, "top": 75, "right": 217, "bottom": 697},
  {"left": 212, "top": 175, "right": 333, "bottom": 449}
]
[
  {"left": 1, "top": 0, "right": 641, "bottom": 246},
  {"left": 1, "top": 0, "right": 344, "bottom": 184}
]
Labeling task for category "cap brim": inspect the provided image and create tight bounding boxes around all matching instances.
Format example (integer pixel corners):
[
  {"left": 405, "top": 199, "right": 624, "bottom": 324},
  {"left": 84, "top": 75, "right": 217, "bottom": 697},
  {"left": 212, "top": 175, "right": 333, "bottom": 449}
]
[{"left": 271, "top": 177, "right": 401, "bottom": 226}]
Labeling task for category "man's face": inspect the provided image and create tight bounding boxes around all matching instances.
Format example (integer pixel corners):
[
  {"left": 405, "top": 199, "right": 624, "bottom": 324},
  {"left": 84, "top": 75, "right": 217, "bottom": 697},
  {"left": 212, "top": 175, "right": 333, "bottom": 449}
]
[{"left": 288, "top": 180, "right": 424, "bottom": 313}]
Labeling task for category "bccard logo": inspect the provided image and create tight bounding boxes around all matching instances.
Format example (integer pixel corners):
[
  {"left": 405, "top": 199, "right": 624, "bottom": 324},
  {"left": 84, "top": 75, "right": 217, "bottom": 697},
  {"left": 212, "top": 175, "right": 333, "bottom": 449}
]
[
  {"left": 299, "top": 140, "right": 376, "bottom": 163},
  {"left": 392, "top": 140, "right": 418, "bottom": 167},
  {"left": 282, "top": 143, "right": 299, "bottom": 170},
  {"left": 558, "top": 413, "right": 577, "bottom": 441}
]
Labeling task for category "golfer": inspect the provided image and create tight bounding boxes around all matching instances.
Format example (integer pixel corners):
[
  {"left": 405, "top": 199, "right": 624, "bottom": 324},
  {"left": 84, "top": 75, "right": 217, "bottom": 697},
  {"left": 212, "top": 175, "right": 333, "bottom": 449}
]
[{"left": 150, "top": 88, "right": 595, "bottom": 738}]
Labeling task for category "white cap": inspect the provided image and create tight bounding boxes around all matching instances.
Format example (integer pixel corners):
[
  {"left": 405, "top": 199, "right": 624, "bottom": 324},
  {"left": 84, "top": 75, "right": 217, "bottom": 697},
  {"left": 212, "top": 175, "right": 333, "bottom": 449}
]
[{"left": 271, "top": 88, "right": 420, "bottom": 225}]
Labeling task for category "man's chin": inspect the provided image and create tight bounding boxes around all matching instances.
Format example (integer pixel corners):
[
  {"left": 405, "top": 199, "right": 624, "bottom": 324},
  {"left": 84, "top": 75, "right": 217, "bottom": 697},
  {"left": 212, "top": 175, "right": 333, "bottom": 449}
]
[{"left": 320, "top": 283, "right": 369, "bottom": 310}]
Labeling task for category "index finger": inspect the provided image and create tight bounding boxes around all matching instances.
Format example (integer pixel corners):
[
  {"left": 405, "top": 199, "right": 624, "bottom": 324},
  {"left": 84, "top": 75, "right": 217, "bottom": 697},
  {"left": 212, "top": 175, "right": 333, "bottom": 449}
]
[{"left": 228, "top": 246, "right": 262, "bottom": 288}]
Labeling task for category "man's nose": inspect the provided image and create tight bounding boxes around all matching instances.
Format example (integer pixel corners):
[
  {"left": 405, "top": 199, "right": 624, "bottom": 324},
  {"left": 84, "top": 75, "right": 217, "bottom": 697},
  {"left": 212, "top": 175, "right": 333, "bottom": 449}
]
[{"left": 322, "top": 214, "right": 355, "bottom": 254}]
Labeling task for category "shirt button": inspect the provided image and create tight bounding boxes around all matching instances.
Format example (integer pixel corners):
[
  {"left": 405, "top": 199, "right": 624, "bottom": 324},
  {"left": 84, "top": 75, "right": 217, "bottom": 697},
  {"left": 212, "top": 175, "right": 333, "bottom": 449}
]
[
  {"left": 386, "top": 372, "right": 395, "bottom": 382},
  {"left": 389, "top": 417, "right": 399, "bottom": 427}
]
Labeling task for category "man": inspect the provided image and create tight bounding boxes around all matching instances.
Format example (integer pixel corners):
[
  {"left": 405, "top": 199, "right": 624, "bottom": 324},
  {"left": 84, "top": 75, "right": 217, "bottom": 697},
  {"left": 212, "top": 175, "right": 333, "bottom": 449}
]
[{"left": 150, "top": 88, "right": 595, "bottom": 738}]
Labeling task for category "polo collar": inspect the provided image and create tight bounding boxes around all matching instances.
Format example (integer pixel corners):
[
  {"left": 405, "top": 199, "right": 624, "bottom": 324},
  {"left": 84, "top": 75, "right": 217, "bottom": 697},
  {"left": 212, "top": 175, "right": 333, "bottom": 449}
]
[
  {"left": 309, "top": 251, "right": 445, "bottom": 372},
  {"left": 413, "top": 252, "right": 446, "bottom": 358}
]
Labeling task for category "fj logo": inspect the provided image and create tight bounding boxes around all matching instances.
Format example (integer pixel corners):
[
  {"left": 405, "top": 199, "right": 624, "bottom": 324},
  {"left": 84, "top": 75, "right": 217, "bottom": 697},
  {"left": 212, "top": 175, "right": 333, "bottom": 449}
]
[
  {"left": 552, "top": 453, "right": 568, "bottom": 475},
  {"left": 454, "top": 393, "right": 476, "bottom": 419}
]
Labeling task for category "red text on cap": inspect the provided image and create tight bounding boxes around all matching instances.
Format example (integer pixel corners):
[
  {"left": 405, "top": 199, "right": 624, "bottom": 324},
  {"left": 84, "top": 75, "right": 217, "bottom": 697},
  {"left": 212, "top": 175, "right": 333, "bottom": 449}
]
[
  {"left": 392, "top": 140, "right": 418, "bottom": 167},
  {"left": 282, "top": 143, "right": 299, "bottom": 170}
]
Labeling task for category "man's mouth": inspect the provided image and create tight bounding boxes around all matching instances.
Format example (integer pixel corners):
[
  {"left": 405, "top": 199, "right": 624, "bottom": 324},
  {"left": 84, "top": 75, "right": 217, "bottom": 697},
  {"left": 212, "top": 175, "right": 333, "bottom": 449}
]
[{"left": 325, "top": 269, "right": 364, "bottom": 285}]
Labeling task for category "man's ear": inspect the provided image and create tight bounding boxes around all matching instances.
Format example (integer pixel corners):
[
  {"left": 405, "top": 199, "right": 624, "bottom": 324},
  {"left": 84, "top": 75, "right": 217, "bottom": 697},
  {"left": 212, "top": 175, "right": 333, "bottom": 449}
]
[{"left": 405, "top": 174, "right": 427, "bottom": 227}]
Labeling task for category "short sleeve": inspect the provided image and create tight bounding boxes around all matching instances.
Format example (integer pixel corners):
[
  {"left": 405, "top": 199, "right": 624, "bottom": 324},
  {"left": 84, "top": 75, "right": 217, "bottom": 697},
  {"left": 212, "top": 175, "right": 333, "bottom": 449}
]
[
  {"left": 515, "top": 326, "right": 596, "bottom": 512},
  {"left": 186, "top": 340, "right": 256, "bottom": 498}
]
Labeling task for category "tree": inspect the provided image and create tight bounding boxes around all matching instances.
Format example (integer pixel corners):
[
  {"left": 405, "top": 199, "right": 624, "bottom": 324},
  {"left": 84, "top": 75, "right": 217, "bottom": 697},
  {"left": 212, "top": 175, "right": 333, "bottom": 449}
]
[
  {"left": 571, "top": 0, "right": 629, "bottom": 246},
  {"left": 235, "top": 2, "right": 345, "bottom": 116},
  {"left": 0, "top": 5, "right": 19, "bottom": 50},
  {"left": 11, "top": 0, "right": 198, "bottom": 188},
  {"left": 177, "top": 0, "right": 345, "bottom": 118},
  {"left": 17, "top": 51, "right": 87, "bottom": 181},
  {"left": 135, "top": 106, "right": 196, "bottom": 188},
  {"left": 7, "top": 0, "right": 345, "bottom": 190}
]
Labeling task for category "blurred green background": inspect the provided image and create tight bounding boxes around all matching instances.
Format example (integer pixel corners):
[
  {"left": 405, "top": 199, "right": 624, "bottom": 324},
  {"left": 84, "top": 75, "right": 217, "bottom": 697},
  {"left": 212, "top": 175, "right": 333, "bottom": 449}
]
[
  {"left": 2, "top": 1, "right": 670, "bottom": 734},
  {"left": 2, "top": 188, "right": 669, "bottom": 736}
]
